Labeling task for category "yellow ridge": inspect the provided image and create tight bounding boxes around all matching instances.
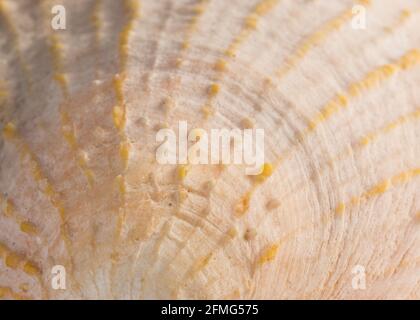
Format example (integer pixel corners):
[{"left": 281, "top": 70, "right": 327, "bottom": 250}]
[
  {"left": 257, "top": 243, "right": 279, "bottom": 266},
  {"left": 202, "top": 0, "right": 281, "bottom": 117},
  {"left": 0, "top": 194, "right": 40, "bottom": 236},
  {"left": 276, "top": 0, "right": 372, "bottom": 79},
  {"left": 177, "top": 0, "right": 210, "bottom": 68},
  {"left": 2, "top": 122, "right": 73, "bottom": 269},
  {"left": 60, "top": 112, "right": 95, "bottom": 186},
  {"left": 0, "top": 242, "right": 42, "bottom": 279},
  {"left": 359, "top": 108, "right": 420, "bottom": 147},
  {"left": 0, "top": 0, "right": 32, "bottom": 88},
  {"left": 0, "top": 286, "right": 28, "bottom": 300},
  {"left": 335, "top": 168, "right": 420, "bottom": 215},
  {"left": 307, "top": 49, "right": 420, "bottom": 132}
]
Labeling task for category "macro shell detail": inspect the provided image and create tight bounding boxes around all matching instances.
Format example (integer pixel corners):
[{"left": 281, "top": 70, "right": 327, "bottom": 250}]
[{"left": 0, "top": 0, "right": 420, "bottom": 299}]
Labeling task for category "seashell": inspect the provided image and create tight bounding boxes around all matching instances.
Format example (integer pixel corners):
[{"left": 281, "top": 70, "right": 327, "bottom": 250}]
[{"left": 0, "top": 0, "right": 420, "bottom": 300}]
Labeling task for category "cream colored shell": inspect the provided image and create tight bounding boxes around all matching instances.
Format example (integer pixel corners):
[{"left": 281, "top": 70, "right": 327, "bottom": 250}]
[{"left": 0, "top": 0, "right": 419, "bottom": 299}]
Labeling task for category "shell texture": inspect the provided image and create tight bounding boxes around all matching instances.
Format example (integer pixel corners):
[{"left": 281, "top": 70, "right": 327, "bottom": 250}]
[{"left": 0, "top": 0, "right": 420, "bottom": 299}]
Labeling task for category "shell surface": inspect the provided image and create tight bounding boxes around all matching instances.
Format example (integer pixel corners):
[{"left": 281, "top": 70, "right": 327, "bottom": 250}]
[{"left": 0, "top": 0, "right": 420, "bottom": 299}]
